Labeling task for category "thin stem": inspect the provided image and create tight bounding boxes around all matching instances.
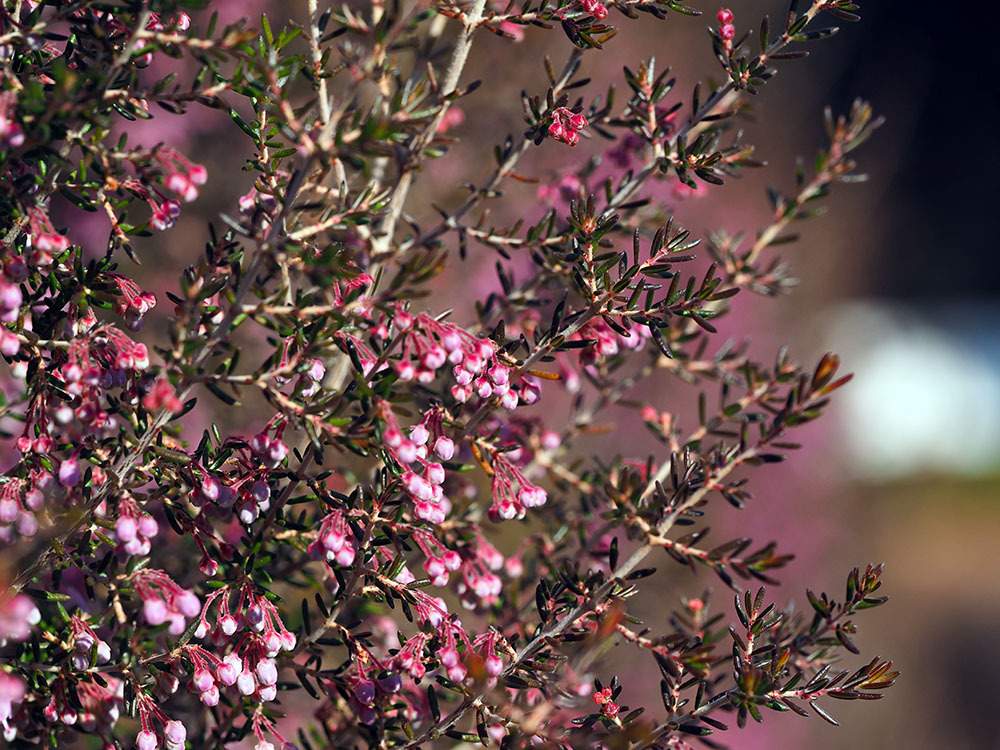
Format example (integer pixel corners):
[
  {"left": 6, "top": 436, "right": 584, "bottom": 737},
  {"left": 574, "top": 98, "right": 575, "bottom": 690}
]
[{"left": 371, "top": 0, "right": 489, "bottom": 264}]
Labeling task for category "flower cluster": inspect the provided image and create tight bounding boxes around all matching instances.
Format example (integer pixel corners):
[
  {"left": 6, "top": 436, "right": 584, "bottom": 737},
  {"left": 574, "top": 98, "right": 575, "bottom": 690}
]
[
  {"left": 717, "top": 8, "right": 736, "bottom": 42},
  {"left": 579, "top": 0, "right": 609, "bottom": 19},
  {"left": 132, "top": 569, "right": 201, "bottom": 634},
  {"left": 488, "top": 450, "right": 548, "bottom": 521},
  {"left": 592, "top": 684, "right": 621, "bottom": 718},
  {"left": 547, "top": 106, "right": 589, "bottom": 146}
]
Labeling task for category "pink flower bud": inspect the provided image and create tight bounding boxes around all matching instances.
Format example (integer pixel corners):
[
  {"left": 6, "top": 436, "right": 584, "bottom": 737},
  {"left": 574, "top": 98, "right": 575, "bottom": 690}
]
[
  {"left": 138, "top": 515, "right": 159, "bottom": 538},
  {"left": 426, "top": 557, "right": 446, "bottom": 578},
  {"left": 425, "top": 463, "right": 445, "bottom": 485},
  {"left": 335, "top": 544, "right": 356, "bottom": 567},
  {"left": 58, "top": 457, "right": 80, "bottom": 487},
  {"left": 236, "top": 669, "right": 257, "bottom": 696},
  {"left": 187, "top": 164, "right": 207, "bottom": 185},
  {"left": 433, "top": 436, "right": 455, "bottom": 460},
  {"left": 486, "top": 654, "right": 504, "bottom": 676},
  {"left": 217, "top": 656, "right": 239, "bottom": 686},
  {"left": 116, "top": 516, "right": 137, "bottom": 543},
  {"left": 143, "top": 598, "right": 168, "bottom": 626},
  {"left": 0, "top": 283, "right": 22, "bottom": 311},
  {"left": 192, "top": 668, "right": 214, "bottom": 692},
  {"left": 219, "top": 614, "right": 238, "bottom": 636},
  {"left": 137, "top": 730, "right": 159, "bottom": 750},
  {"left": 440, "top": 549, "right": 461, "bottom": 571},
  {"left": 164, "top": 720, "right": 186, "bottom": 745},
  {"left": 717, "top": 7, "right": 734, "bottom": 24},
  {"left": 397, "top": 440, "right": 417, "bottom": 464},
  {"left": 409, "top": 424, "right": 429, "bottom": 446},
  {"left": 255, "top": 658, "right": 278, "bottom": 685},
  {"left": 176, "top": 590, "right": 201, "bottom": 618},
  {"left": 200, "top": 683, "right": 220, "bottom": 706}
]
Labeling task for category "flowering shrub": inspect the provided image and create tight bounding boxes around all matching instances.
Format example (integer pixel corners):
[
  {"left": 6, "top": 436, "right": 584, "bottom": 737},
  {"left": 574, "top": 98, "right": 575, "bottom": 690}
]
[{"left": 0, "top": 0, "right": 897, "bottom": 749}]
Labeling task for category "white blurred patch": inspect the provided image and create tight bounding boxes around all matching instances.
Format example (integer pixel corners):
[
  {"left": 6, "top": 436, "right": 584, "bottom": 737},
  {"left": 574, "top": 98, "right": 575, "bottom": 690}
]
[{"left": 825, "top": 302, "right": 1000, "bottom": 478}]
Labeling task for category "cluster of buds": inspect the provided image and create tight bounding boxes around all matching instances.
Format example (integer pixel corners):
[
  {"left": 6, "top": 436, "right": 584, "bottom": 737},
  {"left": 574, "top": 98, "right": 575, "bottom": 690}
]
[
  {"left": 435, "top": 619, "right": 471, "bottom": 683},
  {"left": 202, "top": 635, "right": 287, "bottom": 705},
  {"left": 249, "top": 426, "right": 289, "bottom": 469},
  {"left": 412, "top": 529, "right": 462, "bottom": 586},
  {"left": 717, "top": 7, "right": 735, "bottom": 43},
  {"left": 307, "top": 508, "right": 357, "bottom": 567},
  {"left": 15, "top": 327, "right": 151, "bottom": 451},
  {"left": 131, "top": 689, "right": 186, "bottom": 750},
  {"left": 106, "top": 273, "right": 156, "bottom": 331},
  {"left": 130, "top": 12, "right": 192, "bottom": 67},
  {"left": 156, "top": 148, "right": 207, "bottom": 203},
  {"left": 488, "top": 452, "right": 548, "bottom": 522},
  {"left": 341, "top": 650, "right": 404, "bottom": 724},
  {"left": 547, "top": 106, "right": 588, "bottom": 147},
  {"left": 26, "top": 205, "right": 69, "bottom": 265},
  {"left": 195, "top": 585, "right": 297, "bottom": 665},
  {"left": 145, "top": 10, "right": 191, "bottom": 32},
  {"left": 121, "top": 177, "right": 181, "bottom": 232},
  {"left": 390, "top": 632, "right": 431, "bottom": 682},
  {"left": 238, "top": 185, "right": 280, "bottom": 235},
  {"left": 105, "top": 494, "right": 159, "bottom": 558},
  {"left": 0, "top": 477, "right": 44, "bottom": 541},
  {"left": 68, "top": 617, "right": 112, "bottom": 670},
  {"left": 379, "top": 403, "right": 457, "bottom": 524},
  {"left": 131, "top": 569, "right": 201, "bottom": 634},
  {"left": 455, "top": 534, "right": 505, "bottom": 609},
  {"left": 142, "top": 377, "right": 184, "bottom": 413},
  {"left": 592, "top": 684, "right": 620, "bottom": 718},
  {"left": 187, "top": 426, "right": 289, "bottom": 528},
  {"left": 573, "top": 317, "right": 647, "bottom": 366},
  {"left": 579, "top": 0, "right": 608, "bottom": 19},
  {"left": 118, "top": 145, "right": 206, "bottom": 230},
  {"left": 472, "top": 630, "right": 507, "bottom": 684},
  {"left": 380, "top": 310, "right": 527, "bottom": 405},
  {"left": 38, "top": 675, "right": 123, "bottom": 737}
]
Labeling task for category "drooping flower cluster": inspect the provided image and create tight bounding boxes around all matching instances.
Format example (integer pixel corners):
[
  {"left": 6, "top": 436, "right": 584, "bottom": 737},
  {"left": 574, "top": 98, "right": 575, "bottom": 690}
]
[
  {"left": 488, "top": 450, "right": 548, "bottom": 521},
  {"left": 188, "top": 584, "right": 297, "bottom": 705},
  {"left": 132, "top": 569, "right": 201, "bottom": 634}
]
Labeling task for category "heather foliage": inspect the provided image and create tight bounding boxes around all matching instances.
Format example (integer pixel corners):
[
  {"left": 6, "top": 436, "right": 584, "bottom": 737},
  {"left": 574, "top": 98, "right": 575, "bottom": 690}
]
[{"left": 0, "top": 0, "right": 896, "bottom": 748}]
